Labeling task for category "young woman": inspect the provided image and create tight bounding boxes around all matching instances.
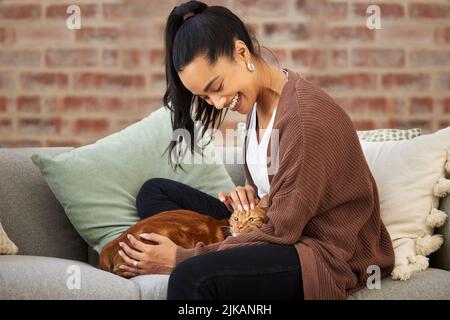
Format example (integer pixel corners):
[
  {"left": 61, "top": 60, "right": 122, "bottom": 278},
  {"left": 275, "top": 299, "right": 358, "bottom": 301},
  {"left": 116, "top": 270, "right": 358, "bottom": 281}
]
[{"left": 117, "top": 1, "right": 395, "bottom": 300}]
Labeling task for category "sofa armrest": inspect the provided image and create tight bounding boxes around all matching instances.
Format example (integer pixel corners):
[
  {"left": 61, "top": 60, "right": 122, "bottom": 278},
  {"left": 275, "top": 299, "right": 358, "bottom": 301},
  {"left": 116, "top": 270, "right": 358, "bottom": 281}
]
[{"left": 431, "top": 195, "right": 450, "bottom": 271}]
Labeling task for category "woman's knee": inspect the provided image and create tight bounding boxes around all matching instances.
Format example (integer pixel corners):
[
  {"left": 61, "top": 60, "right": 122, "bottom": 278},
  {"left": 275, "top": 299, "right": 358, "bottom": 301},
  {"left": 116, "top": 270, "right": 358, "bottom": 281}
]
[
  {"left": 136, "top": 178, "right": 171, "bottom": 207},
  {"left": 167, "top": 257, "right": 214, "bottom": 300}
]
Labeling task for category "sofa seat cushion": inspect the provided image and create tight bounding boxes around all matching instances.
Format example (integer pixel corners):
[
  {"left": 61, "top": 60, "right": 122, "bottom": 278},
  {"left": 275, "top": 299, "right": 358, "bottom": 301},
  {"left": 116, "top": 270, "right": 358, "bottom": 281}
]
[
  {"left": 0, "top": 255, "right": 142, "bottom": 300},
  {"left": 348, "top": 268, "right": 450, "bottom": 300}
]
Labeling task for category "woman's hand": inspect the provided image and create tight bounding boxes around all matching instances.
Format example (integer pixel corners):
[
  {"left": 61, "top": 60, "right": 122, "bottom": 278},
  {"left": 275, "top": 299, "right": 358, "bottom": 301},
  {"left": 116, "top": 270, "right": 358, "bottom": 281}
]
[
  {"left": 218, "top": 185, "right": 259, "bottom": 213},
  {"left": 118, "top": 233, "right": 177, "bottom": 276}
]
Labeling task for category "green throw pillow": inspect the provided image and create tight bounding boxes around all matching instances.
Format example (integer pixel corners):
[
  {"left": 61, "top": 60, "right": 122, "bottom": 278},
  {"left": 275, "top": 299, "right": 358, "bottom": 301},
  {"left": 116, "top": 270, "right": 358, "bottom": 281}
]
[{"left": 31, "top": 106, "right": 235, "bottom": 253}]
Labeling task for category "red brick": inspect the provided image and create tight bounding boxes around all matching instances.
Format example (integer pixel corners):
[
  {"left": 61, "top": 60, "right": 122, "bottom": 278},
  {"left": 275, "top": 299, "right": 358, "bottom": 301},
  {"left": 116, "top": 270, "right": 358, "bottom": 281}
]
[
  {"left": 121, "top": 24, "right": 165, "bottom": 43},
  {"left": 103, "top": 1, "right": 174, "bottom": 19},
  {"left": 438, "top": 121, "right": 450, "bottom": 130},
  {"left": 84, "top": 97, "right": 125, "bottom": 113},
  {"left": 264, "top": 23, "right": 309, "bottom": 42},
  {"left": 0, "top": 72, "right": 15, "bottom": 90},
  {"left": 0, "top": 119, "right": 13, "bottom": 133},
  {"left": 0, "top": 4, "right": 41, "bottom": 19},
  {"left": 46, "top": 140, "right": 83, "bottom": 147},
  {"left": 435, "top": 27, "right": 450, "bottom": 44},
  {"left": 443, "top": 98, "right": 450, "bottom": 114},
  {"left": 437, "top": 73, "right": 450, "bottom": 90},
  {"left": 410, "top": 50, "right": 450, "bottom": 67},
  {"left": 410, "top": 3, "right": 450, "bottom": 19},
  {"left": 331, "top": 50, "right": 348, "bottom": 67},
  {"left": 328, "top": 26, "right": 374, "bottom": 43},
  {"left": 307, "top": 73, "right": 377, "bottom": 90},
  {"left": 74, "top": 73, "right": 146, "bottom": 91},
  {"left": 0, "top": 28, "right": 15, "bottom": 44},
  {"left": 0, "top": 96, "right": 7, "bottom": 112},
  {"left": 46, "top": 4, "right": 98, "bottom": 19},
  {"left": 17, "top": 96, "right": 41, "bottom": 113},
  {"left": 63, "top": 96, "right": 98, "bottom": 113},
  {"left": 3, "top": 140, "right": 43, "bottom": 147},
  {"left": 296, "top": 0, "right": 348, "bottom": 19},
  {"left": 75, "top": 27, "right": 121, "bottom": 43},
  {"left": 353, "top": 3, "right": 404, "bottom": 18},
  {"left": 376, "top": 25, "right": 434, "bottom": 45},
  {"left": 21, "top": 73, "right": 69, "bottom": 90},
  {"left": 292, "top": 49, "right": 328, "bottom": 69},
  {"left": 410, "top": 97, "right": 433, "bottom": 114},
  {"left": 46, "top": 49, "right": 98, "bottom": 67},
  {"left": 352, "top": 98, "right": 387, "bottom": 115},
  {"left": 123, "top": 50, "right": 142, "bottom": 68},
  {"left": 73, "top": 119, "right": 109, "bottom": 136},
  {"left": 352, "top": 49, "right": 405, "bottom": 68},
  {"left": 353, "top": 120, "right": 375, "bottom": 130},
  {"left": 149, "top": 73, "right": 165, "bottom": 91},
  {"left": 102, "top": 50, "right": 119, "bottom": 67},
  {"left": 0, "top": 50, "right": 41, "bottom": 67},
  {"left": 18, "top": 118, "right": 62, "bottom": 135},
  {"left": 232, "top": 0, "right": 289, "bottom": 17},
  {"left": 148, "top": 49, "right": 165, "bottom": 66},
  {"left": 382, "top": 73, "right": 430, "bottom": 90},
  {"left": 388, "top": 119, "right": 433, "bottom": 131},
  {"left": 16, "top": 26, "right": 74, "bottom": 44}
]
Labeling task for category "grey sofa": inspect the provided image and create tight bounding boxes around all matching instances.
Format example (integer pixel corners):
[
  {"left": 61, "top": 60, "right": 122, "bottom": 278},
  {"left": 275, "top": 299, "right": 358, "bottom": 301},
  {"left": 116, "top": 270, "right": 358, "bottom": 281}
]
[{"left": 1, "top": 147, "right": 450, "bottom": 300}]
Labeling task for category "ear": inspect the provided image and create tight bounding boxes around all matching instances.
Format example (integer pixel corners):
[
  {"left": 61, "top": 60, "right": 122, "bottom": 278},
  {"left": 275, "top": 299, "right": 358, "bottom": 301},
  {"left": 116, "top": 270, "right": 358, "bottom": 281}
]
[
  {"left": 234, "top": 39, "right": 249, "bottom": 62},
  {"left": 257, "top": 195, "right": 269, "bottom": 210}
]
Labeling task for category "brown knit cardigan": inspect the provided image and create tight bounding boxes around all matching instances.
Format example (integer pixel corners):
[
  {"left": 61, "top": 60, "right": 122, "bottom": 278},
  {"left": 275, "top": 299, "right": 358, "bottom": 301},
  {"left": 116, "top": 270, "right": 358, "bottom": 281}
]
[{"left": 176, "top": 69, "right": 395, "bottom": 299}]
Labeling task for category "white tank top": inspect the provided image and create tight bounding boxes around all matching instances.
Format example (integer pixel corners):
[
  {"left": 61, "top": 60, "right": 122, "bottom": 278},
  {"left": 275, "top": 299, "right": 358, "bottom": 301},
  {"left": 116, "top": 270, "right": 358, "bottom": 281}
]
[{"left": 246, "top": 103, "right": 278, "bottom": 198}]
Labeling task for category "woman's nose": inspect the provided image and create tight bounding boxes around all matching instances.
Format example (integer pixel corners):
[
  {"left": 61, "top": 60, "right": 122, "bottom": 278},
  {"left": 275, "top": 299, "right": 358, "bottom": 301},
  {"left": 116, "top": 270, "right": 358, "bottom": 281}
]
[{"left": 210, "top": 95, "right": 226, "bottom": 110}]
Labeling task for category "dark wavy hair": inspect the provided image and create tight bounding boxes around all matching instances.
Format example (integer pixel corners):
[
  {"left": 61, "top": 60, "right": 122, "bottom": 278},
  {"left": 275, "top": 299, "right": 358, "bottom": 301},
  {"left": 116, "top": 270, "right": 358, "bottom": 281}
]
[{"left": 163, "top": 0, "right": 274, "bottom": 171}]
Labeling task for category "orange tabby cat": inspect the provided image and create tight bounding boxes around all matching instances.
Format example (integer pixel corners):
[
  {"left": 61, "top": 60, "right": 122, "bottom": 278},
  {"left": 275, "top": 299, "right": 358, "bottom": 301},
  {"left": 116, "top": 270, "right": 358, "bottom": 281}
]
[{"left": 99, "top": 196, "right": 269, "bottom": 278}]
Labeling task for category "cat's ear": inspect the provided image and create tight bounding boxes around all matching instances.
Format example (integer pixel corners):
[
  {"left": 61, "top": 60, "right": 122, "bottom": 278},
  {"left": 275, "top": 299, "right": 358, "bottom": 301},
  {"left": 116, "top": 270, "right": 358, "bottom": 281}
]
[{"left": 257, "top": 195, "right": 269, "bottom": 210}]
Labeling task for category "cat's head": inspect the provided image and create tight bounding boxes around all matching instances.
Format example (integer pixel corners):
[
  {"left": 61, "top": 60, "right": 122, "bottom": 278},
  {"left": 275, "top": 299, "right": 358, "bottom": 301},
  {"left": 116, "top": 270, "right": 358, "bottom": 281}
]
[{"left": 227, "top": 195, "right": 269, "bottom": 237}]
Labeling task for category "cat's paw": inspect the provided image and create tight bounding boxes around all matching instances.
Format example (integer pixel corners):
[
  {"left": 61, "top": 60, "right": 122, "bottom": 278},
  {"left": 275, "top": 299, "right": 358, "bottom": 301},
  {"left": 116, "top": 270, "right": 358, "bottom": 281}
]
[
  {"left": 407, "top": 255, "right": 429, "bottom": 272},
  {"left": 391, "top": 264, "right": 412, "bottom": 281}
]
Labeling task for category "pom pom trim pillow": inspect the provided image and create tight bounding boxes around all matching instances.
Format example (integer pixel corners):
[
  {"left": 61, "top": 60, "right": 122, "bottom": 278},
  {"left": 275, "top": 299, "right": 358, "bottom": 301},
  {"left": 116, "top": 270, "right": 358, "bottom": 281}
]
[
  {"left": 360, "top": 126, "right": 450, "bottom": 281},
  {"left": 357, "top": 128, "right": 421, "bottom": 142},
  {"left": 31, "top": 106, "right": 235, "bottom": 253}
]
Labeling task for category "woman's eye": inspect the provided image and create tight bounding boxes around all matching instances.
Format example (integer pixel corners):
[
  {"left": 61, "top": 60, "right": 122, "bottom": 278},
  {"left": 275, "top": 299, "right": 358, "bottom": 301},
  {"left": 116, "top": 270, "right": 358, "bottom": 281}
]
[{"left": 213, "top": 83, "right": 223, "bottom": 92}]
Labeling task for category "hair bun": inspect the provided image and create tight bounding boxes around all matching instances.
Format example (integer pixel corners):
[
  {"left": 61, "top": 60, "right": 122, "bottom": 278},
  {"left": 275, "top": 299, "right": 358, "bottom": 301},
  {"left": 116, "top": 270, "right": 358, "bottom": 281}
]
[{"left": 173, "top": 1, "right": 208, "bottom": 21}]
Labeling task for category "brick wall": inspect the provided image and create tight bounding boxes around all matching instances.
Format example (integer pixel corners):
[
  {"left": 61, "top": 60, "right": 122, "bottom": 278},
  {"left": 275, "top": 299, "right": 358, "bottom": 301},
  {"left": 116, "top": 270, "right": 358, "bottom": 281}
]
[{"left": 0, "top": 0, "right": 449, "bottom": 147}]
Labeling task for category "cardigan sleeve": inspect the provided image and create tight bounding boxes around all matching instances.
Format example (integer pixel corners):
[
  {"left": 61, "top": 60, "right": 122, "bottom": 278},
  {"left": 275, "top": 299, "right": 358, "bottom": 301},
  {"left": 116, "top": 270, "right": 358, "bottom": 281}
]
[{"left": 175, "top": 94, "right": 339, "bottom": 265}]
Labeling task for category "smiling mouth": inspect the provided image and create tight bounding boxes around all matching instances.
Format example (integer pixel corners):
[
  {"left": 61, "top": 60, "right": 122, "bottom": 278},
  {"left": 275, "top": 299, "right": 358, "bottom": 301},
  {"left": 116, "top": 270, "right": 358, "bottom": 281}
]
[{"left": 228, "top": 92, "right": 241, "bottom": 111}]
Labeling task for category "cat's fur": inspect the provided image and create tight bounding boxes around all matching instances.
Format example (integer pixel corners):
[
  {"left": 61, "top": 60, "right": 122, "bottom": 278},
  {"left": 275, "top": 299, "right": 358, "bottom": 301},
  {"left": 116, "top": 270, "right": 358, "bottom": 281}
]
[{"left": 99, "top": 196, "right": 269, "bottom": 278}]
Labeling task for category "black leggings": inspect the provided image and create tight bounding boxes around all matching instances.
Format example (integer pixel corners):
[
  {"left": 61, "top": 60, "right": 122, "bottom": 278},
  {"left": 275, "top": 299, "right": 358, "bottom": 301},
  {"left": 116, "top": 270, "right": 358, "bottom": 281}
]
[{"left": 136, "top": 177, "right": 304, "bottom": 300}]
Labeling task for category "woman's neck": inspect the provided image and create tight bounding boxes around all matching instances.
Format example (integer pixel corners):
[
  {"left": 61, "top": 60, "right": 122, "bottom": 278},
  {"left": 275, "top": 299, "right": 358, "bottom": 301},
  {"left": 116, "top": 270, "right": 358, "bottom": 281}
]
[{"left": 253, "top": 61, "right": 288, "bottom": 123}]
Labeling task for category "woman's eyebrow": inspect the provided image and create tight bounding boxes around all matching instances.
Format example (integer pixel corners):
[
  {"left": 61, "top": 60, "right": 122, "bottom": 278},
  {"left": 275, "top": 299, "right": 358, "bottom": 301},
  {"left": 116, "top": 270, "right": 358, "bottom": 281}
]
[{"left": 202, "top": 75, "right": 220, "bottom": 92}]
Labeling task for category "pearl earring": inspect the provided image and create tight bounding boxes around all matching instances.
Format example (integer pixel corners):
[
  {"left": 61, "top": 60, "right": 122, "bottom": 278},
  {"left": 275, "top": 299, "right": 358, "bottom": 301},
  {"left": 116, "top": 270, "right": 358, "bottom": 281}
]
[{"left": 247, "top": 61, "right": 255, "bottom": 72}]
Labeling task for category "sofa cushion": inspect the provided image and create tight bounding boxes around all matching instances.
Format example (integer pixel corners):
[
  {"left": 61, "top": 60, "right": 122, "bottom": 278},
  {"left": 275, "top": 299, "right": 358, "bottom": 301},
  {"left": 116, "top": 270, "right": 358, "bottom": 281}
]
[
  {"left": 347, "top": 268, "right": 450, "bottom": 300},
  {"left": 0, "top": 255, "right": 140, "bottom": 300},
  {"left": 31, "top": 106, "right": 236, "bottom": 253},
  {"left": 0, "top": 148, "right": 88, "bottom": 262},
  {"left": 360, "top": 126, "right": 450, "bottom": 280}
]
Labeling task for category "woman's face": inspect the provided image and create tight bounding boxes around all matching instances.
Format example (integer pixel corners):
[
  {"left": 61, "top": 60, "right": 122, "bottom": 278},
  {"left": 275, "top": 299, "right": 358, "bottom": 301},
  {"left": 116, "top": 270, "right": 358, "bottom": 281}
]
[{"left": 178, "top": 41, "right": 256, "bottom": 115}]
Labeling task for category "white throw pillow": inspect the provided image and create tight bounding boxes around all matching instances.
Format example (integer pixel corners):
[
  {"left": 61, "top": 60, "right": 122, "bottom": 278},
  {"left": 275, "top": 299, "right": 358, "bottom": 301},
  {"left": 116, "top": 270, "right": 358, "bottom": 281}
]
[{"left": 360, "top": 126, "right": 450, "bottom": 280}]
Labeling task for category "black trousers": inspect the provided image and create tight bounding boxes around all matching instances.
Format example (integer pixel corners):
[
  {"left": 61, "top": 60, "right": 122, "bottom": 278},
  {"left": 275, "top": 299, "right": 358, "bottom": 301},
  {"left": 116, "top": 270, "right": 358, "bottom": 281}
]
[{"left": 136, "top": 177, "right": 304, "bottom": 300}]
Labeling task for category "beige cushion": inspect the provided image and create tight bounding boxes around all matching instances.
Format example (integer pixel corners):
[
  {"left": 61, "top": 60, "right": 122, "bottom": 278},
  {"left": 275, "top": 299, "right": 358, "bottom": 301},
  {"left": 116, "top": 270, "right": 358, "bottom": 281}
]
[
  {"left": 357, "top": 128, "right": 421, "bottom": 142},
  {"left": 0, "top": 221, "right": 18, "bottom": 255},
  {"left": 360, "top": 126, "right": 450, "bottom": 281}
]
